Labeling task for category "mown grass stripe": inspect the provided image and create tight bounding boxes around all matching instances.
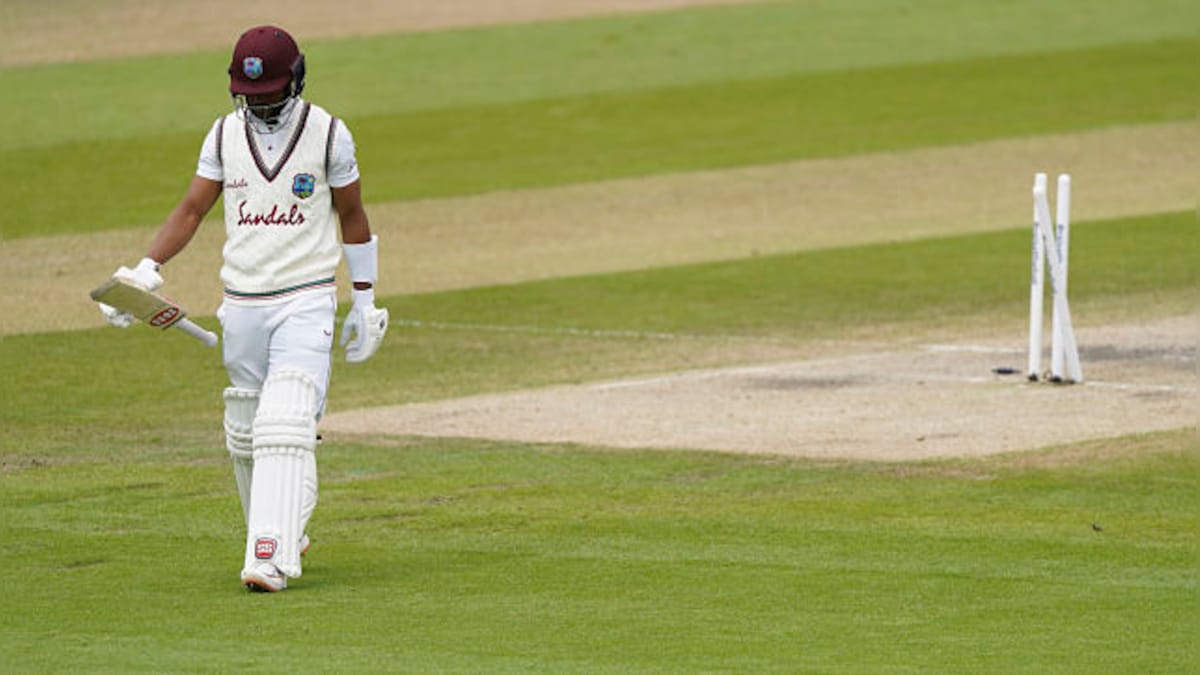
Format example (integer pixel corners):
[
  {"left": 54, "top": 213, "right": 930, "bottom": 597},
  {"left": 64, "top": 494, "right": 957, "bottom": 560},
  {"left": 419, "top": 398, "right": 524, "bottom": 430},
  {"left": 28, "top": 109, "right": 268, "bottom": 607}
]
[
  {"left": 3, "top": 38, "right": 1195, "bottom": 239},
  {"left": 3, "top": 0, "right": 1195, "bottom": 151},
  {"left": 358, "top": 37, "right": 1196, "bottom": 202},
  {"left": 384, "top": 210, "right": 1198, "bottom": 335}
]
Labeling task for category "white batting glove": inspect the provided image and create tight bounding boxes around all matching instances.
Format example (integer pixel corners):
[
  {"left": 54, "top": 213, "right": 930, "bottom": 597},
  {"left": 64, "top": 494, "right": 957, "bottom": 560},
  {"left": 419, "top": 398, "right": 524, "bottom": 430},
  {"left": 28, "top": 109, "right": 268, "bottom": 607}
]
[
  {"left": 340, "top": 288, "right": 389, "bottom": 363},
  {"left": 98, "top": 302, "right": 135, "bottom": 328},
  {"left": 114, "top": 257, "right": 164, "bottom": 292},
  {"left": 98, "top": 257, "right": 163, "bottom": 328}
]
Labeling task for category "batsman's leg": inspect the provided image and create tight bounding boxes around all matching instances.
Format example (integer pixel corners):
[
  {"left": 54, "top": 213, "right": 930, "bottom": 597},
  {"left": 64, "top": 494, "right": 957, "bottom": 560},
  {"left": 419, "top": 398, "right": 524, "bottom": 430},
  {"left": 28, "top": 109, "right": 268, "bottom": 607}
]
[
  {"left": 243, "top": 369, "right": 319, "bottom": 586},
  {"left": 301, "top": 448, "right": 318, "bottom": 550},
  {"left": 223, "top": 387, "right": 259, "bottom": 524},
  {"left": 269, "top": 292, "right": 335, "bottom": 560}
]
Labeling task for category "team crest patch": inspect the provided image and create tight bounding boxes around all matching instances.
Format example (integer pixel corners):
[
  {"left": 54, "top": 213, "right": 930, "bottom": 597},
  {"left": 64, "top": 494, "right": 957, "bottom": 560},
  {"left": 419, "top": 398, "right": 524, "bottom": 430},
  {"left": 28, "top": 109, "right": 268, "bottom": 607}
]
[
  {"left": 243, "top": 57, "right": 264, "bottom": 80},
  {"left": 292, "top": 173, "right": 316, "bottom": 199}
]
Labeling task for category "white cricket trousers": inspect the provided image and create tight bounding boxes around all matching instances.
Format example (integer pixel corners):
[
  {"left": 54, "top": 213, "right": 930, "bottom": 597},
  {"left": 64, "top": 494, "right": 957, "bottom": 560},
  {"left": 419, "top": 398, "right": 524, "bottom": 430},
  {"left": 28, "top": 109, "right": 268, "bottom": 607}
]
[{"left": 218, "top": 290, "right": 337, "bottom": 416}]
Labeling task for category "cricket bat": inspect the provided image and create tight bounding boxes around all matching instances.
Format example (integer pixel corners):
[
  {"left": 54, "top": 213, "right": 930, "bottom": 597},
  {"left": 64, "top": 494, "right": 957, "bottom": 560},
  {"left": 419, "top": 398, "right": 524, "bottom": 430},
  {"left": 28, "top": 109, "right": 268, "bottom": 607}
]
[{"left": 90, "top": 277, "right": 218, "bottom": 348}]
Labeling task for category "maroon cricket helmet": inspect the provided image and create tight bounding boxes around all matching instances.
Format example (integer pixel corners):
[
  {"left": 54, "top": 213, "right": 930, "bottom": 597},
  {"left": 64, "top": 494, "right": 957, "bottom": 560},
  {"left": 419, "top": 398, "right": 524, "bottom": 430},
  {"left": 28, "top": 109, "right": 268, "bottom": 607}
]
[{"left": 228, "top": 25, "right": 306, "bottom": 96}]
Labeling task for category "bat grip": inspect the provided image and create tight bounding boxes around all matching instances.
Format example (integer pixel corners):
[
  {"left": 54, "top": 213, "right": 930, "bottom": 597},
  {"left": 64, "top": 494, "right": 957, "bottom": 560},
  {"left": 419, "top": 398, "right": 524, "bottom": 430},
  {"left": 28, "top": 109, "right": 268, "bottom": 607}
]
[{"left": 175, "top": 318, "right": 219, "bottom": 348}]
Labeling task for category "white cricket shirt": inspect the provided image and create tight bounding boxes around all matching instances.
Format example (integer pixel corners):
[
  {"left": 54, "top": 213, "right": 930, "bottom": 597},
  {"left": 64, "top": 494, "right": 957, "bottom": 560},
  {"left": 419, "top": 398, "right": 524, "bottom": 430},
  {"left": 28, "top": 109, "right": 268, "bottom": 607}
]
[{"left": 197, "top": 99, "right": 360, "bottom": 303}]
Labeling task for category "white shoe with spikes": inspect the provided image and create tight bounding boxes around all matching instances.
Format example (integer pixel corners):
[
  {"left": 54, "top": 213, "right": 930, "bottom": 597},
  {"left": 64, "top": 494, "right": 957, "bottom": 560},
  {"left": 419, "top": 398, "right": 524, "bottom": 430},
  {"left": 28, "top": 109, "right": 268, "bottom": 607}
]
[{"left": 242, "top": 561, "right": 287, "bottom": 593}]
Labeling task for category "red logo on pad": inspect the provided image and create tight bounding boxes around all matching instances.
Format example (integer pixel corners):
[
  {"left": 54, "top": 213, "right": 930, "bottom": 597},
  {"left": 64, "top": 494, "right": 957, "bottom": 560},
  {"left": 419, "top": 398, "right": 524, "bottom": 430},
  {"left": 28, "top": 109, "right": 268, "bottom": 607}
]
[{"left": 254, "top": 538, "right": 277, "bottom": 559}]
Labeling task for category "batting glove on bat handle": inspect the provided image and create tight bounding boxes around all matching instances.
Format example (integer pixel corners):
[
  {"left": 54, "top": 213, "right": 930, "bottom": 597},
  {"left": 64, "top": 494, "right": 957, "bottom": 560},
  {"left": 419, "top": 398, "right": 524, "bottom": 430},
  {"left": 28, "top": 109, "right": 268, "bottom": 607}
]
[
  {"left": 113, "top": 257, "right": 164, "bottom": 293},
  {"left": 98, "top": 302, "right": 135, "bottom": 328}
]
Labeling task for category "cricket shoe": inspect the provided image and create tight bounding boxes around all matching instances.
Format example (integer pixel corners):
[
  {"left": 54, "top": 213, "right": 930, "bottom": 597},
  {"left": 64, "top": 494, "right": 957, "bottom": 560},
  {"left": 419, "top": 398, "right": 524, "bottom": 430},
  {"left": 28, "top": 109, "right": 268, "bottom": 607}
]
[{"left": 242, "top": 561, "right": 287, "bottom": 593}]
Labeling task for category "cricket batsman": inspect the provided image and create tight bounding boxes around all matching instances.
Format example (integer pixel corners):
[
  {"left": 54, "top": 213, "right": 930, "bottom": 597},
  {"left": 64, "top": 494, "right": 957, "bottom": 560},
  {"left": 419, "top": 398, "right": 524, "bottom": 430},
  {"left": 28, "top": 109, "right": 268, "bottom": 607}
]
[{"left": 98, "top": 25, "right": 388, "bottom": 592}]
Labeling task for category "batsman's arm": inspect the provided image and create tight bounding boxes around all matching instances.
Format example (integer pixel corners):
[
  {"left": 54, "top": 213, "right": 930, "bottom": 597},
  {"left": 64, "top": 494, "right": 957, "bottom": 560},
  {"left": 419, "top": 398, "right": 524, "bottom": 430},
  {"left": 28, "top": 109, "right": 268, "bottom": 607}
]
[
  {"left": 334, "top": 179, "right": 387, "bottom": 363},
  {"left": 333, "top": 180, "right": 373, "bottom": 290},
  {"left": 146, "top": 176, "right": 223, "bottom": 265}
]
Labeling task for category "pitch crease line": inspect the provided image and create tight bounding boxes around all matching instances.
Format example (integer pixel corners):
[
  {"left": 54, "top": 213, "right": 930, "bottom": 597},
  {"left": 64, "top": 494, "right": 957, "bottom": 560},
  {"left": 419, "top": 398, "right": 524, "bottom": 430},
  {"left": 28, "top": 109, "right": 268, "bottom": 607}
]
[
  {"left": 393, "top": 318, "right": 771, "bottom": 342},
  {"left": 923, "top": 344, "right": 1024, "bottom": 354}
]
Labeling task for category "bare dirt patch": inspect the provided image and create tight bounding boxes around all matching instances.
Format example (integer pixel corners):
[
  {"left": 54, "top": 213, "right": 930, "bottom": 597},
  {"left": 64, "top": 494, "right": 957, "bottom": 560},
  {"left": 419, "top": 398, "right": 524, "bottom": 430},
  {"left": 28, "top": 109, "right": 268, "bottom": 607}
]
[
  {"left": 0, "top": 0, "right": 758, "bottom": 67},
  {"left": 322, "top": 315, "right": 1198, "bottom": 461},
  {"left": 2, "top": 121, "right": 1193, "bottom": 336}
]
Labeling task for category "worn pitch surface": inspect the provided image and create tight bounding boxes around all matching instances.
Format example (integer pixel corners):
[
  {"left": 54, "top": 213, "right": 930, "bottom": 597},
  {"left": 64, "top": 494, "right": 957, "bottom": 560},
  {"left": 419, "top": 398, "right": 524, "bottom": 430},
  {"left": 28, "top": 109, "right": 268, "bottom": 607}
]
[{"left": 322, "top": 316, "right": 1198, "bottom": 459}]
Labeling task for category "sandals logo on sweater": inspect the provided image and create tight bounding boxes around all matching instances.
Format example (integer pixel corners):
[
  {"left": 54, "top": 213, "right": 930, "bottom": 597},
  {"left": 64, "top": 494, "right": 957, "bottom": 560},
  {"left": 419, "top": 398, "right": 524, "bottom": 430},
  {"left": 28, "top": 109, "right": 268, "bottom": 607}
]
[{"left": 236, "top": 200, "right": 306, "bottom": 226}]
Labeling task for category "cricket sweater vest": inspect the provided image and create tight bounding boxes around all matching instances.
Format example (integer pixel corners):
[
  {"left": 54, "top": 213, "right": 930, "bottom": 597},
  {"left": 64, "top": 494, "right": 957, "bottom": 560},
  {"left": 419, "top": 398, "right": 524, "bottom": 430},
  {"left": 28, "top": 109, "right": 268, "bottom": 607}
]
[{"left": 217, "top": 102, "right": 341, "bottom": 304}]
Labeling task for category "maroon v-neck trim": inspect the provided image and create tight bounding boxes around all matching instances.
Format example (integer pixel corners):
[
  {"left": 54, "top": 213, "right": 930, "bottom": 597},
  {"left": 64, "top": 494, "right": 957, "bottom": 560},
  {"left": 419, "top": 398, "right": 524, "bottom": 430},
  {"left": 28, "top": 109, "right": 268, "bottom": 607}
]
[{"left": 244, "top": 102, "right": 311, "bottom": 183}]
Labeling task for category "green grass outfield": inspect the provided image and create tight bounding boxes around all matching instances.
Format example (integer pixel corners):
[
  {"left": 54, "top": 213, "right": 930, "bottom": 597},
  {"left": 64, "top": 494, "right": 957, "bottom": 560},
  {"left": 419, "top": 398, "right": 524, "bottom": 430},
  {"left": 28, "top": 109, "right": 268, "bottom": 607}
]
[
  {"left": 2, "top": 434, "right": 1196, "bottom": 672},
  {"left": 2, "top": 0, "right": 1197, "bottom": 671}
]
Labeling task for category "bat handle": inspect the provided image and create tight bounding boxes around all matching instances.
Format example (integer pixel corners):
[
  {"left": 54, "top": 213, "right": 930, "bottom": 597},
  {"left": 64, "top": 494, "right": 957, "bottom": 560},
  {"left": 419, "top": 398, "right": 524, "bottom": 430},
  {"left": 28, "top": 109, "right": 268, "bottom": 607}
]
[{"left": 175, "top": 318, "right": 219, "bottom": 348}]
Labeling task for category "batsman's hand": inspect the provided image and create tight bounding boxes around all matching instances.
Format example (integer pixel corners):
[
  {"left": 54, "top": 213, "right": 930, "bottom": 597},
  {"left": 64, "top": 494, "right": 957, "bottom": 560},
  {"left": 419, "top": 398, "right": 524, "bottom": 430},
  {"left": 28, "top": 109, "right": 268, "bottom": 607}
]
[
  {"left": 340, "top": 288, "right": 389, "bottom": 363},
  {"left": 98, "top": 302, "right": 135, "bottom": 328},
  {"left": 114, "top": 257, "right": 164, "bottom": 292},
  {"left": 98, "top": 257, "right": 163, "bottom": 328}
]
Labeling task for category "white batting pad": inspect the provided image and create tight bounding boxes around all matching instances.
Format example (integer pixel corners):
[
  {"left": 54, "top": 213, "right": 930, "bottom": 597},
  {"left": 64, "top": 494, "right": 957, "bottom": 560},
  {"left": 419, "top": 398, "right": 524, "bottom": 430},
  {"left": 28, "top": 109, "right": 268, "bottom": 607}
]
[
  {"left": 223, "top": 387, "right": 259, "bottom": 525},
  {"left": 301, "top": 450, "right": 318, "bottom": 541},
  {"left": 232, "top": 456, "right": 255, "bottom": 526},
  {"left": 245, "top": 448, "right": 309, "bottom": 577},
  {"left": 253, "top": 371, "right": 319, "bottom": 452},
  {"left": 245, "top": 370, "right": 319, "bottom": 578}
]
